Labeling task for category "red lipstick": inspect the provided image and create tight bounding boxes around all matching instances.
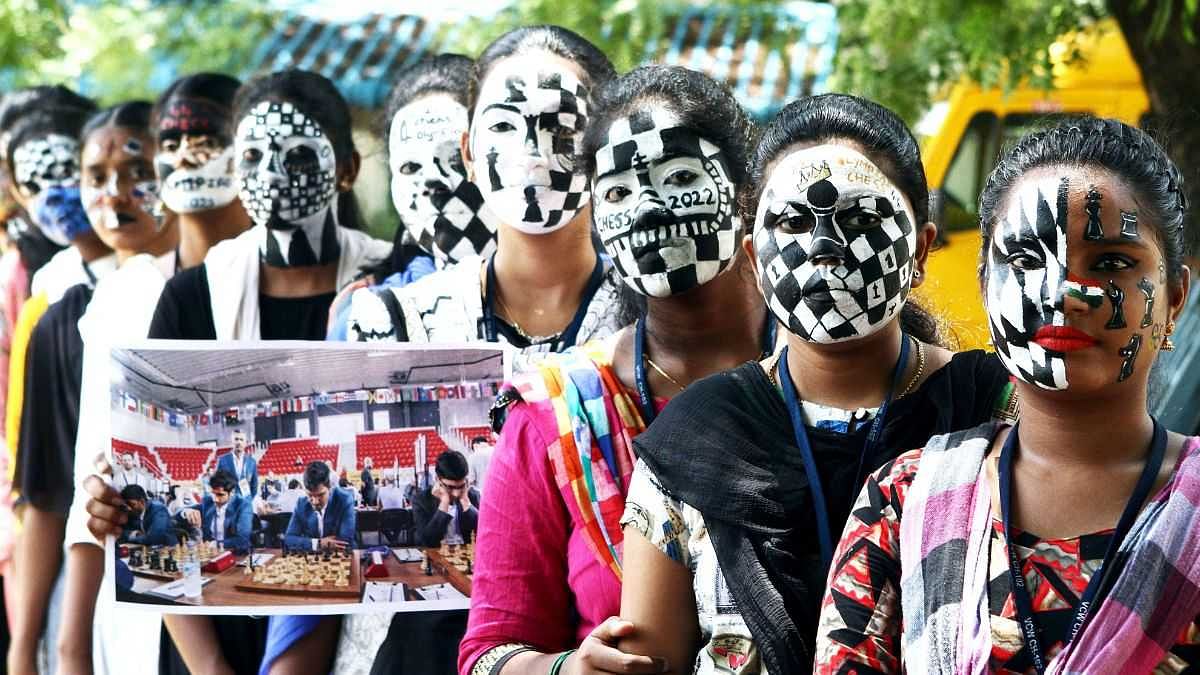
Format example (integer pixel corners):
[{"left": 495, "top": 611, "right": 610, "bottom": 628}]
[{"left": 1033, "top": 325, "right": 1097, "bottom": 353}]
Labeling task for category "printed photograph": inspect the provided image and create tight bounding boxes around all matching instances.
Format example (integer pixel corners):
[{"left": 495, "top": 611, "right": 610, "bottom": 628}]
[{"left": 106, "top": 341, "right": 503, "bottom": 613}]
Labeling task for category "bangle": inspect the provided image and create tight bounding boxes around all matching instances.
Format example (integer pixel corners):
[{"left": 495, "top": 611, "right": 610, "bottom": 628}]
[{"left": 549, "top": 649, "right": 576, "bottom": 675}]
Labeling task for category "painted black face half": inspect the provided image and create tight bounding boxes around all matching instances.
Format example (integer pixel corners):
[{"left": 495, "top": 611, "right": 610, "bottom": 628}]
[
  {"left": 592, "top": 108, "right": 736, "bottom": 298},
  {"left": 235, "top": 101, "right": 340, "bottom": 267},
  {"left": 470, "top": 60, "right": 590, "bottom": 235},
  {"left": 754, "top": 145, "right": 917, "bottom": 343},
  {"left": 388, "top": 97, "right": 497, "bottom": 263}
]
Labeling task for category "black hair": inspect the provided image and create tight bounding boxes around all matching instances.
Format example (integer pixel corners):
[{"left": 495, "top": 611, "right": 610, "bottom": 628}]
[
  {"left": 4, "top": 106, "right": 96, "bottom": 184},
  {"left": 153, "top": 72, "right": 242, "bottom": 142},
  {"left": 434, "top": 450, "right": 469, "bottom": 481},
  {"left": 468, "top": 25, "right": 616, "bottom": 120},
  {"left": 745, "top": 93, "right": 940, "bottom": 346},
  {"left": 303, "top": 460, "right": 332, "bottom": 490},
  {"left": 288, "top": 479, "right": 300, "bottom": 490},
  {"left": 209, "top": 469, "right": 237, "bottom": 493},
  {"left": 0, "top": 86, "right": 95, "bottom": 151},
  {"left": 979, "top": 116, "right": 1189, "bottom": 285},
  {"left": 120, "top": 484, "right": 147, "bottom": 503},
  {"left": 470, "top": 435, "right": 489, "bottom": 446},
  {"left": 381, "top": 53, "right": 473, "bottom": 145},
  {"left": 581, "top": 65, "right": 754, "bottom": 188},
  {"left": 232, "top": 69, "right": 364, "bottom": 230},
  {"left": 80, "top": 101, "right": 154, "bottom": 145}
]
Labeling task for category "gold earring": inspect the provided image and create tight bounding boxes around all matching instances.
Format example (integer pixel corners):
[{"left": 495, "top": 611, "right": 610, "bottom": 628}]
[{"left": 1163, "top": 321, "right": 1177, "bottom": 351}]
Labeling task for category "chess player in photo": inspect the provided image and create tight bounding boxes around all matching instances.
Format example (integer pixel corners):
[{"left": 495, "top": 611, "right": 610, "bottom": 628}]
[
  {"left": 112, "top": 452, "right": 149, "bottom": 490},
  {"left": 412, "top": 450, "right": 479, "bottom": 547},
  {"left": 176, "top": 469, "right": 253, "bottom": 554},
  {"left": 118, "top": 484, "right": 177, "bottom": 547},
  {"left": 468, "top": 435, "right": 493, "bottom": 492},
  {"left": 217, "top": 428, "right": 258, "bottom": 498},
  {"left": 284, "top": 461, "right": 356, "bottom": 551}
]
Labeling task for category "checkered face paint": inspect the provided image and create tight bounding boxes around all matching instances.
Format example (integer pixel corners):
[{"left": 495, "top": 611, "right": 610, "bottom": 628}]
[
  {"left": 753, "top": 145, "right": 917, "bottom": 343},
  {"left": 593, "top": 108, "right": 737, "bottom": 298},
  {"left": 388, "top": 97, "right": 497, "bottom": 263},
  {"left": 470, "top": 60, "right": 590, "bottom": 235},
  {"left": 12, "top": 134, "right": 80, "bottom": 198},
  {"left": 984, "top": 176, "right": 1071, "bottom": 390},
  {"left": 236, "top": 101, "right": 340, "bottom": 267}
]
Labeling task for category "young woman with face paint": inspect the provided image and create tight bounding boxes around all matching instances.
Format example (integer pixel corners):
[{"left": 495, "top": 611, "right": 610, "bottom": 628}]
[
  {"left": 78, "top": 70, "right": 389, "bottom": 675},
  {"left": 7, "top": 101, "right": 177, "bottom": 675},
  {"left": 615, "top": 94, "right": 1017, "bottom": 674},
  {"left": 153, "top": 72, "right": 251, "bottom": 268},
  {"left": 815, "top": 118, "right": 1198, "bottom": 674},
  {"left": 56, "top": 74, "right": 251, "bottom": 675},
  {"left": 327, "top": 53, "right": 497, "bottom": 340},
  {"left": 346, "top": 26, "right": 625, "bottom": 362},
  {"left": 457, "top": 64, "right": 772, "bottom": 675}
]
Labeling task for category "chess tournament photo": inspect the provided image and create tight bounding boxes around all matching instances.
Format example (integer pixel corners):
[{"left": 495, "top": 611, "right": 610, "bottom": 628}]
[{"left": 104, "top": 341, "right": 504, "bottom": 614}]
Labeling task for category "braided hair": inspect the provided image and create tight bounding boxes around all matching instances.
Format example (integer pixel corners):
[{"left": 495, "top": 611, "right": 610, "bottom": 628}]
[{"left": 979, "top": 117, "right": 1189, "bottom": 284}]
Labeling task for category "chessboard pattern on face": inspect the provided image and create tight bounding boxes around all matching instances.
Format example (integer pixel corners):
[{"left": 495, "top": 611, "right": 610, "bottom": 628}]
[
  {"left": 237, "top": 101, "right": 337, "bottom": 226},
  {"left": 421, "top": 179, "right": 498, "bottom": 264},
  {"left": 13, "top": 135, "right": 80, "bottom": 195},
  {"left": 595, "top": 110, "right": 737, "bottom": 297},
  {"left": 986, "top": 176, "right": 1070, "bottom": 390},
  {"left": 755, "top": 183, "right": 915, "bottom": 343}
]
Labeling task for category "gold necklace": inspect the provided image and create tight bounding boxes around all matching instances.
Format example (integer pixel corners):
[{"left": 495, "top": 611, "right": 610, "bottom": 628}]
[
  {"left": 898, "top": 338, "right": 925, "bottom": 397},
  {"left": 643, "top": 354, "right": 687, "bottom": 392},
  {"left": 495, "top": 291, "right": 562, "bottom": 343}
]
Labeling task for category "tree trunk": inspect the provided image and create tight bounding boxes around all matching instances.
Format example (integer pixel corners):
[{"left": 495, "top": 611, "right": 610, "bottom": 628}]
[{"left": 1108, "top": 2, "right": 1200, "bottom": 254}]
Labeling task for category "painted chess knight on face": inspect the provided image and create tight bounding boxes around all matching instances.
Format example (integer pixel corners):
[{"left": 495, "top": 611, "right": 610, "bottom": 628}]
[
  {"left": 469, "top": 61, "right": 590, "bottom": 235},
  {"left": 156, "top": 98, "right": 239, "bottom": 214},
  {"left": 753, "top": 144, "right": 918, "bottom": 343},
  {"left": 592, "top": 108, "right": 737, "bottom": 298},
  {"left": 388, "top": 96, "right": 497, "bottom": 263},
  {"left": 236, "top": 101, "right": 340, "bottom": 267}
]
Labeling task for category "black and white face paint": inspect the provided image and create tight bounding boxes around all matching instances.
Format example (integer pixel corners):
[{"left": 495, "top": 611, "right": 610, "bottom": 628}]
[
  {"left": 388, "top": 96, "right": 497, "bottom": 263},
  {"left": 753, "top": 145, "right": 917, "bottom": 343},
  {"left": 156, "top": 99, "right": 238, "bottom": 214},
  {"left": 235, "top": 101, "right": 340, "bottom": 267},
  {"left": 592, "top": 108, "right": 737, "bottom": 298},
  {"left": 12, "top": 134, "right": 79, "bottom": 197},
  {"left": 469, "top": 59, "right": 589, "bottom": 235},
  {"left": 984, "top": 176, "right": 1071, "bottom": 390}
]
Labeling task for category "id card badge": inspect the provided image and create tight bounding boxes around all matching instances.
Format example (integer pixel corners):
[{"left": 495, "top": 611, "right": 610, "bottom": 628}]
[{"left": 239, "top": 479, "right": 250, "bottom": 495}]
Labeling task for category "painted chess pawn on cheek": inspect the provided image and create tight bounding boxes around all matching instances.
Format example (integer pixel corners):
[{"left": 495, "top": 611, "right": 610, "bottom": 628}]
[
  {"left": 984, "top": 166, "right": 1189, "bottom": 393},
  {"left": 592, "top": 107, "right": 738, "bottom": 297},
  {"left": 753, "top": 144, "right": 918, "bottom": 343},
  {"left": 468, "top": 64, "right": 590, "bottom": 234},
  {"left": 388, "top": 95, "right": 497, "bottom": 263},
  {"left": 236, "top": 101, "right": 340, "bottom": 267},
  {"left": 155, "top": 98, "right": 238, "bottom": 214}
]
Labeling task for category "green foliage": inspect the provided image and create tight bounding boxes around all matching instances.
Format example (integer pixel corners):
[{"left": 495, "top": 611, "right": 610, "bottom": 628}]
[{"left": 0, "top": 0, "right": 273, "bottom": 102}]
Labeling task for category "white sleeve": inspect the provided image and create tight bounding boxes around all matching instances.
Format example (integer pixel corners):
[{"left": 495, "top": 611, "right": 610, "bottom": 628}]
[{"left": 619, "top": 458, "right": 694, "bottom": 568}]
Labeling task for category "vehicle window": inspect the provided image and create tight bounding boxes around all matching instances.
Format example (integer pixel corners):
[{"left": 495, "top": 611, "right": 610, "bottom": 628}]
[{"left": 941, "top": 112, "right": 999, "bottom": 232}]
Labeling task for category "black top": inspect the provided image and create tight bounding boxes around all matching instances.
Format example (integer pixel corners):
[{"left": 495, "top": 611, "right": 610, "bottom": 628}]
[
  {"left": 148, "top": 263, "right": 334, "bottom": 341},
  {"left": 410, "top": 486, "right": 480, "bottom": 548},
  {"left": 633, "top": 349, "right": 1012, "bottom": 674},
  {"left": 15, "top": 283, "right": 92, "bottom": 514}
]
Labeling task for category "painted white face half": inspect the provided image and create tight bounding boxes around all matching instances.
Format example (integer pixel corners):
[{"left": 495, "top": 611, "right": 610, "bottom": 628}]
[
  {"left": 235, "top": 101, "right": 340, "bottom": 267},
  {"left": 593, "top": 108, "right": 737, "bottom": 297},
  {"left": 469, "top": 58, "right": 590, "bottom": 235},
  {"left": 753, "top": 145, "right": 917, "bottom": 343},
  {"left": 388, "top": 95, "right": 497, "bottom": 263},
  {"left": 985, "top": 176, "right": 1071, "bottom": 390}
]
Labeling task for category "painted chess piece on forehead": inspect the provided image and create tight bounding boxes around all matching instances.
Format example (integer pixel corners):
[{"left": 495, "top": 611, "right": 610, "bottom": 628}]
[
  {"left": 467, "top": 62, "right": 591, "bottom": 235},
  {"left": 235, "top": 100, "right": 341, "bottom": 267},
  {"left": 592, "top": 106, "right": 739, "bottom": 298},
  {"left": 752, "top": 144, "right": 920, "bottom": 344}
]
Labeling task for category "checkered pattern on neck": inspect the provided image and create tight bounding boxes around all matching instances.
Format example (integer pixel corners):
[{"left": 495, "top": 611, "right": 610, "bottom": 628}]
[
  {"left": 593, "top": 109, "right": 737, "bottom": 297},
  {"left": 754, "top": 147, "right": 917, "bottom": 344},
  {"left": 472, "top": 69, "right": 591, "bottom": 234},
  {"left": 13, "top": 135, "right": 80, "bottom": 195},
  {"left": 419, "top": 179, "right": 497, "bottom": 263},
  {"left": 985, "top": 176, "right": 1070, "bottom": 390}
]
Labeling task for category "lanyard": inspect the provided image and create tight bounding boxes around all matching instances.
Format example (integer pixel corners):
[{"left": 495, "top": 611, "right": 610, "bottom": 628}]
[
  {"left": 777, "top": 334, "right": 910, "bottom": 570},
  {"left": 633, "top": 313, "right": 777, "bottom": 425},
  {"left": 481, "top": 254, "right": 605, "bottom": 348},
  {"left": 999, "top": 419, "right": 1166, "bottom": 674}
]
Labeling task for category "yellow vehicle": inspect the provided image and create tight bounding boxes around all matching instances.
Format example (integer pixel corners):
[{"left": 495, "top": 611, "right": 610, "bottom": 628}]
[{"left": 914, "top": 19, "right": 1149, "bottom": 349}]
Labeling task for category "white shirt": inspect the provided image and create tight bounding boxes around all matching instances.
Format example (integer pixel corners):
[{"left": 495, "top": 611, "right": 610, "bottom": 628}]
[
  {"left": 312, "top": 506, "right": 325, "bottom": 550},
  {"left": 214, "top": 503, "right": 227, "bottom": 543},
  {"left": 276, "top": 489, "right": 304, "bottom": 513},
  {"left": 378, "top": 486, "right": 405, "bottom": 510},
  {"left": 114, "top": 468, "right": 146, "bottom": 490}
]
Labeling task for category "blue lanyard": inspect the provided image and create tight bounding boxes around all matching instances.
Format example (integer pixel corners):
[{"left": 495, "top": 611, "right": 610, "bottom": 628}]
[
  {"left": 634, "top": 313, "right": 777, "bottom": 425},
  {"left": 777, "top": 334, "right": 910, "bottom": 570},
  {"left": 999, "top": 419, "right": 1166, "bottom": 674},
  {"left": 481, "top": 254, "right": 605, "bottom": 348}
]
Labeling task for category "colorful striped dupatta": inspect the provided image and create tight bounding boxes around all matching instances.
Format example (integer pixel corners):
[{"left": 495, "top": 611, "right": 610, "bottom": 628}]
[
  {"left": 508, "top": 340, "right": 646, "bottom": 582},
  {"left": 899, "top": 423, "right": 1200, "bottom": 674}
]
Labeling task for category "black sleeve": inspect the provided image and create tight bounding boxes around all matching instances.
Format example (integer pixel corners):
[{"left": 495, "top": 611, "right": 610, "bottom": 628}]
[
  {"left": 460, "top": 489, "right": 480, "bottom": 541},
  {"left": 411, "top": 490, "right": 451, "bottom": 547},
  {"left": 148, "top": 264, "right": 216, "bottom": 340},
  {"left": 970, "top": 350, "right": 1014, "bottom": 422}
]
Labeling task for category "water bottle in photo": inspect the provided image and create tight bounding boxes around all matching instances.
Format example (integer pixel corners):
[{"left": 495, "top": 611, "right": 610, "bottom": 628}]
[{"left": 183, "top": 538, "right": 202, "bottom": 599}]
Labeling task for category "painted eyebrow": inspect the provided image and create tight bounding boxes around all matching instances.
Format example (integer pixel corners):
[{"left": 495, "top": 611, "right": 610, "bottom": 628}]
[
  {"left": 480, "top": 103, "right": 522, "bottom": 116},
  {"left": 1082, "top": 235, "right": 1153, "bottom": 250}
]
